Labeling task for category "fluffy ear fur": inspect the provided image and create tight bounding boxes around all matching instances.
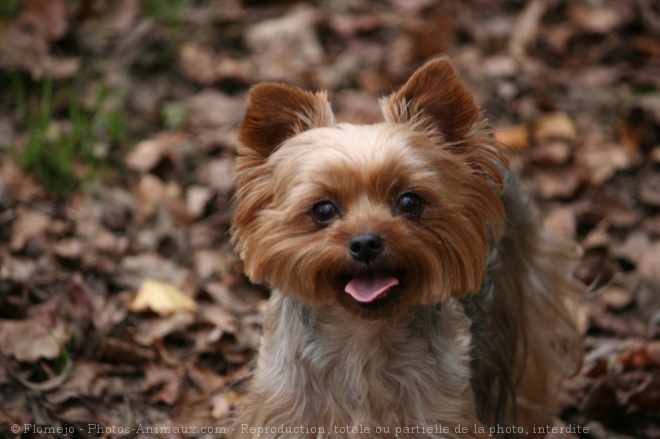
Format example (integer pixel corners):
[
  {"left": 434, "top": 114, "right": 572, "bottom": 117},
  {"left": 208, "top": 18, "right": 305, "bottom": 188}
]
[
  {"left": 239, "top": 83, "right": 335, "bottom": 158},
  {"left": 381, "top": 57, "right": 479, "bottom": 141},
  {"left": 232, "top": 84, "right": 334, "bottom": 266}
]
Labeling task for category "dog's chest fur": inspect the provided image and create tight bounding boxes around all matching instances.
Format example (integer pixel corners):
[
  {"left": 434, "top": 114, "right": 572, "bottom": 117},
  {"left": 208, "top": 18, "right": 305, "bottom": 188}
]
[{"left": 249, "top": 294, "right": 480, "bottom": 434}]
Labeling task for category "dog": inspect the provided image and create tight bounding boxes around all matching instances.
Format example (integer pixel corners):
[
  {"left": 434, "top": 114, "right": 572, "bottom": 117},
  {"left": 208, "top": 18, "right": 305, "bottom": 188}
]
[{"left": 229, "top": 57, "right": 584, "bottom": 438}]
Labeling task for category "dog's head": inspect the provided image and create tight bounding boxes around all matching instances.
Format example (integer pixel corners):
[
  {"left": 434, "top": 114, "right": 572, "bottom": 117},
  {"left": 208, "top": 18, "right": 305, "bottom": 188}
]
[{"left": 231, "top": 58, "right": 506, "bottom": 318}]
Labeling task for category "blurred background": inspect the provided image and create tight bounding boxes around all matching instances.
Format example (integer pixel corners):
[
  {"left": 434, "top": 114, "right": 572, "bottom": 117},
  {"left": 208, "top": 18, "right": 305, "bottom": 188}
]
[{"left": 0, "top": 0, "right": 659, "bottom": 437}]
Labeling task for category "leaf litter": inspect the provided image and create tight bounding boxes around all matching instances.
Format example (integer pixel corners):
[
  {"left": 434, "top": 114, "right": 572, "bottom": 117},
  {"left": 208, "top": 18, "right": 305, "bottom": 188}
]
[{"left": 0, "top": 0, "right": 659, "bottom": 438}]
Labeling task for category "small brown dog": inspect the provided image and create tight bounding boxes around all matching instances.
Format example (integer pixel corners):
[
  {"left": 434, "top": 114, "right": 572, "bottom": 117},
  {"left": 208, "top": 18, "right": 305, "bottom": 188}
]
[{"left": 230, "top": 57, "right": 583, "bottom": 438}]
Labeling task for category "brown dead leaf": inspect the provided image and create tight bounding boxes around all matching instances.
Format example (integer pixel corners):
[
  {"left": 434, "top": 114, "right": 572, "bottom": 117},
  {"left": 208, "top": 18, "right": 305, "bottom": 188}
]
[
  {"left": 133, "top": 173, "right": 165, "bottom": 223},
  {"left": 16, "top": 0, "right": 68, "bottom": 41},
  {"left": 628, "top": 374, "right": 660, "bottom": 410},
  {"left": 0, "top": 159, "right": 44, "bottom": 201},
  {"left": 610, "top": 231, "right": 652, "bottom": 268},
  {"left": 205, "top": 281, "right": 261, "bottom": 315},
  {"left": 0, "top": 252, "right": 36, "bottom": 283},
  {"left": 580, "top": 221, "right": 610, "bottom": 251},
  {"left": 580, "top": 378, "right": 619, "bottom": 421},
  {"left": 132, "top": 179, "right": 188, "bottom": 229},
  {"left": 130, "top": 278, "right": 198, "bottom": 316},
  {"left": 114, "top": 253, "right": 196, "bottom": 295},
  {"left": 200, "top": 158, "right": 235, "bottom": 194},
  {"left": 481, "top": 55, "right": 519, "bottom": 78},
  {"left": 576, "top": 135, "right": 632, "bottom": 186},
  {"left": 187, "top": 364, "right": 226, "bottom": 394},
  {"left": 179, "top": 43, "right": 218, "bottom": 86},
  {"left": 244, "top": 5, "right": 324, "bottom": 83},
  {"left": 143, "top": 363, "right": 181, "bottom": 405},
  {"left": 652, "top": 147, "right": 660, "bottom": 164},
  {"left": 202, "top": 304, "right": 239, "bottom": 335},
  {"left": 126, "top": 136, "right": 176, "bottom": 173},
  {"left": 194, "top": 249, "right": 232, "bottom": 280},
  {"left": 215, "top": 56, "right": 254, "bottom": 84},
  {"left": 170, "top": 389, "right": 220, "bottom": 434},
  {"left": 534, "top": 168, "right": 581, "bottom": 199},
  {"left": 618, "top": 348, "right": 657, "bottom": 371},
  {"left": 634, "top": 36, "right": 660, "bottom": 59},
  {"left": 0, "top": 319, "right": 65, "bottom": 362},
  {"left": 589, "top": 303, "right": 647, "bottom": 338},
  {"left": 26, "top": 298, "right": 61, "bottom": 329},
  {"left": 598, "top": 286, "right": 634, "bottom": 312},
  {"left": 494, "top": 124, "right": 530, "bottom": 151},
  {"left": 99, "top": 337, "right": 154, "bottom": 364},
  {"left": 638, "top": 242, "right": 660, "bottom": 285},
  {"left": 328, "top": 13, "right": 380, "bottom": 38},
  {"left": 45, "top": 361, "right": 99, "bottom": 404},
  {"left": 542, "top": 205, "right": 576, "bottom": 240},
  {"left": 529, "top": 141, "right": 573, "bottom": 166},
  {"left": 133, "top": 312, "right": 195, "bottom": 346},
  {"left": 615, "top": 370, "right": 659, "bottom": 410},
  {"left": 9, "top": 206, "right": 50, "bottom": 252},
  {"left": 509, "top": 0, "right": 546, "bottom": 57},
  {"left": 186, "top": 185, "right": 213, "bottom": 219},
  {"left": 568, "top": 4, "right": 623, "bottom": 34},
  {"left": 0, "top": 9, "right": 80, "bottom": 80},
  {"left": 66, "top": 273, "right": 101, "bottom": 321},
  {"left": 52, "top": 238, "right": 83, "bottom": 260},
  {"left": 646, "top": 342, "right": 660, "bottom": 367},
  {"left": 640, "top": 172, "right": 660, "bottom": 208},
  {"left": 185, "top": 90, "right": 245, "bottom": 129},
  {"left": 211, "top": 392, "right": 232, "bottom": 419},
  {"left": 533, "top": 112, "right": 578, "bottom": 143}
]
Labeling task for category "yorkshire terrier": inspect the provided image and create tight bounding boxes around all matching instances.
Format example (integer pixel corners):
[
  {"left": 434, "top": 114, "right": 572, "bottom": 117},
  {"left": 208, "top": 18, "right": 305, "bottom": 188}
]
[{"left": 229, "top": 57, "right": 583, "bottom": 438}]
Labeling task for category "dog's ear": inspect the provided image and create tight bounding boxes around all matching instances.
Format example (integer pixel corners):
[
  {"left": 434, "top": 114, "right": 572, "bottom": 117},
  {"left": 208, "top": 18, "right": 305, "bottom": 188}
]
[
  {"left": 239, "top": 83, "right": 335, "bottom": 158},
  {"left": 381, "top": 57, "right": 479, "bottom": 141}
]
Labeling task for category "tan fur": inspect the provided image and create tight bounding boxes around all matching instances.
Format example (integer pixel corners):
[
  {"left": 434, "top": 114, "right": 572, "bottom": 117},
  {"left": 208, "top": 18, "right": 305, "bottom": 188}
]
[{"left": 230, "top": 57, "right": 584, "bottom": 438}]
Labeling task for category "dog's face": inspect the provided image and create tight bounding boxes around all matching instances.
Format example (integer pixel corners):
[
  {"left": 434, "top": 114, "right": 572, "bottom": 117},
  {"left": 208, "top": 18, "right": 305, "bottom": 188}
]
[{"left": 231, "top": 58, "right": 506, "bottom": 318}]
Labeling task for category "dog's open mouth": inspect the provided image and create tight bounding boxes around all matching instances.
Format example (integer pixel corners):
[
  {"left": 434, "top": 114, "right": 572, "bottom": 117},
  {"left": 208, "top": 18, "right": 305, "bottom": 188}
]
[{"left": 345, "top": 273, "right": 399, "bottom": 310}]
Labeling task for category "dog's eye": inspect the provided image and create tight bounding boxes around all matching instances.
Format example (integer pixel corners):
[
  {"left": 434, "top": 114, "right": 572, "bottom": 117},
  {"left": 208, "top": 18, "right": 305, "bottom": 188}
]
[
  {"left": 396, "top": 192, "right": 424, "bottom": 218},
  {"left": 312, "top": 200, "right": 339, "bottom": 226}
]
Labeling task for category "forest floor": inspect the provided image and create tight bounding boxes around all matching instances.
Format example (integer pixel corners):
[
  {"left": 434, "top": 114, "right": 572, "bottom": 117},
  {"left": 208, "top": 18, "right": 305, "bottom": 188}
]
[{"left": 0, "top": 0, "right": 659, "bottom": 438}]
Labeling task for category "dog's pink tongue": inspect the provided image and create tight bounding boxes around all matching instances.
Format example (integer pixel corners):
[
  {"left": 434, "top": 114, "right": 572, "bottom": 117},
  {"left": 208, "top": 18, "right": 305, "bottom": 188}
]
[{"left": 345, "top": 275, "right": 399, "bottom": 303}]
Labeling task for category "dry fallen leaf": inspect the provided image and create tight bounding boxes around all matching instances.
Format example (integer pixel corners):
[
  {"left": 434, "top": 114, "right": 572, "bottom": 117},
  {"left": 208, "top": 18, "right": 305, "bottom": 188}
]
[
  {"left": 0, "top": 319, "right": 65, "bottom": 362},
  {"left": 133, "top": 312, "right": 195, "bottom": 346},
  {"left": 493, "top": 124, "right": 530, "bottom": 150},
  {"left": 185, "top": 90, "right": 245, "bottom": 129},
  {"left": 130, "top": 278, "right": 198, "bottom": 316},
  {"left": 599, "top": 286, "right": 634, "bottom": 312},
  {"left": 528, "top": 141, "right": 573, "bottom": 165},
  {"left": 179, "top": 43, "right": 218, "bottom": 86},
  {"left": 9, "top": 206, "right": 50, "bottom": 252},
  {"left": 244, "top": 5, "right": 324, "bottom": 83},
  {"left": 126, "top": 137, "right": 174, "bottom": 173},
  {"left": 576, "top": 135, "right": 632, "bottom": 186},
  {"left": 533, "top": 112, "right": 578, "bottom": 143},
  {"left": 638, "top": 242, "right": 660, "bottom": 285},
  {"left": 542, "top": 205, "right": 576, "bottom": 240},
  {"left": 534, "top": 168, "right": 581, "bottom": 199},
  {"left": 114, "top": 253, "right": 196, "bottom": 294},
  {"left": 568, "top": 4, "right": 622, "bottom": 34}
]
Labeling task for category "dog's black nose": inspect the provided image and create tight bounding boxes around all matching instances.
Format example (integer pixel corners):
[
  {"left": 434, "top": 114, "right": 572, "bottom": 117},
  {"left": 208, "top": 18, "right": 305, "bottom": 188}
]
[{"left": 349, "top": 233, "right": 384, "bottom": 263}]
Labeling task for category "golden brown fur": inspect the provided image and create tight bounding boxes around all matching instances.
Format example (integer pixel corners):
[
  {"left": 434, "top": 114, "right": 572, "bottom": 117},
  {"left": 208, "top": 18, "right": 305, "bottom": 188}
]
[{"left": 230, "top": 58, "right": 583, "bottom": 438}]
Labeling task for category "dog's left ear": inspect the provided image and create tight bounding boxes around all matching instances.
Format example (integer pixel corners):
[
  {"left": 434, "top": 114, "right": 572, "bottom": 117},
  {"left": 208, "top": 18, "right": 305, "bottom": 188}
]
[
  {"left": 381, "top": 57, "right": 479, "bottom": 141},
  {"left": 239, "top": 83, "right": 335, "bottom": 159}
]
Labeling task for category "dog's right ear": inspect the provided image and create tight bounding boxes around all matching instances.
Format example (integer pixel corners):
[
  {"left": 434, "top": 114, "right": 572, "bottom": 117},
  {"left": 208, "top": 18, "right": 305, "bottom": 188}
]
[{"left": 239, "top": 83, "right": 335, "bottom": 158}]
